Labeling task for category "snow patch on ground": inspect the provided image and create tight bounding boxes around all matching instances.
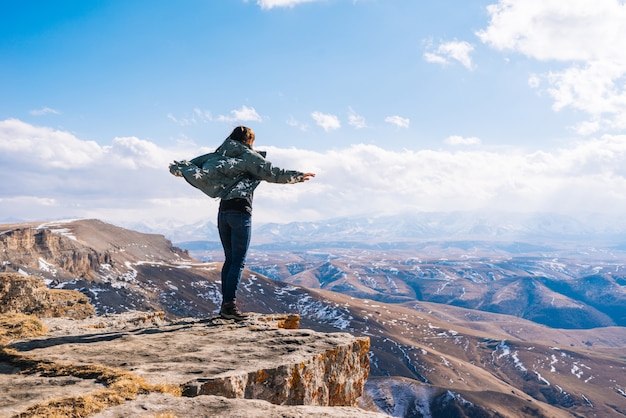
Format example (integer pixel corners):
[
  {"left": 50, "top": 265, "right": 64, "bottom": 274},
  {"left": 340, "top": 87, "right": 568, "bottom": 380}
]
[
  {"left": 493, "top": 340, "right": 527, "bottom": 372},
  {"left": 288, "top": 294, "right": 353, "bottom": 330},
  {"left": 37, "top": 220, "right": 79, "bottom": 240},
  {"left": 38, "top": 258, "right": 57, "bottom": 277}
]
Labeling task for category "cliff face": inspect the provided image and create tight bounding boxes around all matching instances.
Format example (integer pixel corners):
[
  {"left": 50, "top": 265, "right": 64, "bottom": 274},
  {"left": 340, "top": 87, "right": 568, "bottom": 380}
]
[
  {"left": 0, "top": 225, "right": 109, "bottom": 279},
  {"left": 0, "top": 220, "right": 188, "bottom": 283},
  {"left": 0, "top": 220, "right": 198, "bottom": 316}
]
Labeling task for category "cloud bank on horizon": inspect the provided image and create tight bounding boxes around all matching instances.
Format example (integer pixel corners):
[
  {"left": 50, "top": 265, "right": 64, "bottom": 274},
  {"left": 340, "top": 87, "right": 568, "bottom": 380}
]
[
  {"left": 2, "top": 117, "right": 625, "bottom": 228},
  {"left": 1, "top": 0, "right": 626, "bottom": 230}
]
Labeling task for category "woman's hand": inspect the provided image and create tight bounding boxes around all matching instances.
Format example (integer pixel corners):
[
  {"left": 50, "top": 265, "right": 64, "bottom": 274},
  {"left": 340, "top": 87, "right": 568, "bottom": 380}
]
[{"left": 301, "top": 173, "right": 316, "bottom": 181}]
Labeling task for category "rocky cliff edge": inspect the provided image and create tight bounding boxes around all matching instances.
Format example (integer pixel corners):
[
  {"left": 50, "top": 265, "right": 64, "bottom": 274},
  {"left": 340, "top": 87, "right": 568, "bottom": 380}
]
[{"left": 0, "top": 273, "right": 383, "bottom": 417}]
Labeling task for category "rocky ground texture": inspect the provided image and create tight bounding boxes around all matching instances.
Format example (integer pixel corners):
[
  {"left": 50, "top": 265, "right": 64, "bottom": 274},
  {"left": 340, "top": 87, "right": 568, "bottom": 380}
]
[{"left": 0, "top": 273, "right": 383, "bottom": 418}]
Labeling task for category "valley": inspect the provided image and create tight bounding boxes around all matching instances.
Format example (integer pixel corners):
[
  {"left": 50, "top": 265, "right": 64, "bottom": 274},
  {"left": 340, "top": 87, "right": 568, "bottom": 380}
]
[{"left": 188, "top": 242, "right": 626, "bottom": 330}]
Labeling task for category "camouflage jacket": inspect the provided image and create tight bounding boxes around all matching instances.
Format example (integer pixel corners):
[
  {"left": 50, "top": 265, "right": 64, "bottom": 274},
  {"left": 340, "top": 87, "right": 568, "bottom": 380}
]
[{"left": 169, "top": 138, "right": 305, "bottom": 200}]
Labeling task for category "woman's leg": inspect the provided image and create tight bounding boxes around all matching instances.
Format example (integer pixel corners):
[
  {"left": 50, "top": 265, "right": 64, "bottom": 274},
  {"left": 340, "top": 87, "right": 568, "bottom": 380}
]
[
  {"left": 218, "top": 212, "right": 233, "bottom": 299},
  {"left": 217, "top": 211, "right": 252, "bottom": 305}
]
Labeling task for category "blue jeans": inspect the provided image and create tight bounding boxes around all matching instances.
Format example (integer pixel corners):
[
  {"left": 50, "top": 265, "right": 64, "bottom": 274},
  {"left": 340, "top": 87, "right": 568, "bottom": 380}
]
[{"left": 217, "top": 210, "right": 252, "bottom": 304}]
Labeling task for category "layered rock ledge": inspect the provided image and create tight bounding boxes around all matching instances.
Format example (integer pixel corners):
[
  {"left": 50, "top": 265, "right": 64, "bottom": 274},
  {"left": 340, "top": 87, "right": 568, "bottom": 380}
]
[{"left": 1, "top": 312, "right": 383, "bottom": 417}]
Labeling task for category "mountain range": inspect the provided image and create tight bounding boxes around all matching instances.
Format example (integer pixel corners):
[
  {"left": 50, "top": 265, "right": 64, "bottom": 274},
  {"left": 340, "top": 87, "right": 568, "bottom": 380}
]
[
  {"left": 1, "top": 218, "right": 625, "bottom": 417},
  {"left": 174, "top": 212, "right": 626, "bottom": 330},
  {"left": 129, "top": 211, "right": 626, "bottom": 245}
]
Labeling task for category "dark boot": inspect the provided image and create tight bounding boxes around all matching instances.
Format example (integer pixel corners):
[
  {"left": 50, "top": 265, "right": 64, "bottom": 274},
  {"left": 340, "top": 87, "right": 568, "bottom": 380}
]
[{"left": 220, "top": 302, "right": 248, "bottom": 321}]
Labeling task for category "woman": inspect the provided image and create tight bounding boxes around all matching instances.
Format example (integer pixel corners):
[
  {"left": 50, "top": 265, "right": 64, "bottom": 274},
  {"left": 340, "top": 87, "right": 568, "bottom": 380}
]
[{"left": 171, "top": 126, "right": 315, "bottom": 320}]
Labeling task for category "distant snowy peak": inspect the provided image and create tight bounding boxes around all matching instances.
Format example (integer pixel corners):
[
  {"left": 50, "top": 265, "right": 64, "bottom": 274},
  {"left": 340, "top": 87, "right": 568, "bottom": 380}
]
[
  {"left": 126, "top": 211, "right": 626, "bottom": 245},
  {"left": 252, "top": 212, "right": 626, "bottom": 245}
]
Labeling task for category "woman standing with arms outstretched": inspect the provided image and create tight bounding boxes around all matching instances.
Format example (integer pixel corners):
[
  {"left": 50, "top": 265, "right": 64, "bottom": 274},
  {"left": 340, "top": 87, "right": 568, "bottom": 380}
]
[{"left": 170, "top": 126, "right": 315, "bottom": 320}]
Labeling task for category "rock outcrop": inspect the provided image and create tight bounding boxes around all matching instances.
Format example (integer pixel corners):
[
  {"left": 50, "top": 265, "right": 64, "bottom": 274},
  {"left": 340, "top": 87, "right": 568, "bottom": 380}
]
[
  {"left": 1, "top": 310, "right": 378, "bottom": 417},
  {"left": 0, "top": 266, "right": 380, "bottom": 417},
  {"left": 93, "top": 392, "right": 387, "bottom": 418},
  {"left": 0, "top": 224, "right": 108, "bottom": 279},
  {"left": 0, "top": 273, "right": 94, "bottom": 320}
]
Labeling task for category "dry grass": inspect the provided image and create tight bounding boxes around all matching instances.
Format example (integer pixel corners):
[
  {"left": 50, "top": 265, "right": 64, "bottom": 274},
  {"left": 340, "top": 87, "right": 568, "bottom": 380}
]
[
  {"left": 2, "top": 347, "right": 182, "bottom": 418},
  {"left": 44, "top": 288, "right": 95, "bottom": 319},
  {"left": 0, "top": 292, "right": 180, "bottom": 417},
  {"left": 15, "top": 379, "right": 182, "bottom": 418},
  {"left": 0, "top": 273, "right": 95, "bottom": 320},
  {"left": 0, "top": 313, "right": 48, "bottom": 346},
  {"left": 0, "top": 317, "right": 181, "bottom": 418}
]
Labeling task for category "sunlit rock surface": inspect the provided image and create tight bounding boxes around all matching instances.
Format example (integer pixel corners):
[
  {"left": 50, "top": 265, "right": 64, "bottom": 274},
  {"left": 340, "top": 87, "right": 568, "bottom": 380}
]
[{"left": 1, "top": 311, "right": 380, "bottom": 417}]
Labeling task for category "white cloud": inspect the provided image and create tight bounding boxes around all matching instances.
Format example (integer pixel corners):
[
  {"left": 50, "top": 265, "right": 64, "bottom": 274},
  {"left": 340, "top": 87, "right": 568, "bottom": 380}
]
[
  {"left": 445, "top": 135, "right": 481, "bottom": 146},
  {"left": 477, "top": 0, "right": 626, "bottom": 61},
  {"left": 0, "top": 119, "right": 173, "bottom": 171},
  {"left": 423, "top": 52, "right": 447, "bottom": 66},
  {"left": 0, "top": 118, "right": 103, "bottom": 168},
  {"left": 528, "top": 75, "right": 540, "bottom": 89},
  {"left": 257, "top": 136, "right": 626, "bottom": 224},
  {"left": 0, "top": 196, "right": 58, "bottom": 207},
  {"left": 167, "top": 108, "right": 211, "bottom": 126},
  {"left": 348, "top": 107, "right": 367, "bottom": 129},
  {"left": 0, "top": 119, "right": 204, "bottom": 224},
  {"left": 217, "top": 105, "right": 262, "bottom": 123},
  {"left": 2, "top": 119, "right": 626, "bottom": 228},
  {"left": 167, "top": 113, "right": 195, "bottom": 126},
  {"left": 385, "top": 115, "right": 410, "bottom": 129},
  {"left": 193, "top": 108, "right": 212, "bottom": 121},
  {"left": 105, "top": 136, "right": 172, "bottom": 169},
  {"left": 286, "top": 116, "right": 309, "bottom": 131},
  {"left": 255, "top": 0, "right": 317, "bottom": 9},
  {"left": 424, "top": 40, "right": 475, "bottom": 70},
  {"left": 29, "top": 107, "right": 60, "bottom": 116},
  {"left": 311, "top": 111, "right": 341, "bottom": 131},
  {"left": 477, "top": 0, "right": 626, "bottom": 134}
]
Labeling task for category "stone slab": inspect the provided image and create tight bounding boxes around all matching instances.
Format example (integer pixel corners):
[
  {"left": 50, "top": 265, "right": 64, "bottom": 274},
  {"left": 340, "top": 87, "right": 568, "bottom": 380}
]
[
  {"left": 92, "top": 393, "right": 389, "bottom": 418},
  {"left": 4, "top": 312, "right": 371, "bottom": 415}
]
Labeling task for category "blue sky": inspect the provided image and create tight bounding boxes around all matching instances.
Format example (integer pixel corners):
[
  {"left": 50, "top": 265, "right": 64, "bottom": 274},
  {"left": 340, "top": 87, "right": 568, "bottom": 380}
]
[{"left": 2, "top": 0, "right": 626, "bottom": 230}]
